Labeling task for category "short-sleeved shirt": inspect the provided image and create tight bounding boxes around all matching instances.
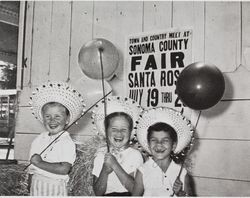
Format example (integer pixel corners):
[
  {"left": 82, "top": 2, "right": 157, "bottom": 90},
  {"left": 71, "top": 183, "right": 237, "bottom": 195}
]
[
  {"left": 139, "top": 157, "right": 186, "bottom": 196},
  {"left": 28, "top": 131, "right": 76, "bottom": 181},
  {"left": 92, "top": 147, "right": 143, "bottom": 194}
]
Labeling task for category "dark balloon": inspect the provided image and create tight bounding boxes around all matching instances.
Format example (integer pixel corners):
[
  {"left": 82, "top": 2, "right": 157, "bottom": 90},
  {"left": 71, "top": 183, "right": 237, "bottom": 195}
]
[{"left": 176, "top": 62, "right": 225, "bottom": 110}]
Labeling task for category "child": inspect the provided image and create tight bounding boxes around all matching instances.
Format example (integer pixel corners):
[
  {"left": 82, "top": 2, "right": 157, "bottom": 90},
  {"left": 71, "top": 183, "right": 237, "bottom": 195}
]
[
  {"left": 133, "top": 107, "right": 194, "bottom": 196},
  {"left": 91, "top": 96, "right": 144, "bottom": 196},
  {"left": 28, "top": 81, "right": 85, "bottom": 196}
]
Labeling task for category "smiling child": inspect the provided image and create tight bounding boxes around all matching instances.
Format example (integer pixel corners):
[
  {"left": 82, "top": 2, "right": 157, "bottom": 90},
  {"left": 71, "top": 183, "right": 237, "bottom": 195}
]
[
  {"left": 28, "top": 82, "right": 85, "bottom": 196},
  {"left": 91, "top": 96, "right": 144, "bottom": 196},
  {"left": 133, "top": 107, "right": 194, "bottom": 196}
]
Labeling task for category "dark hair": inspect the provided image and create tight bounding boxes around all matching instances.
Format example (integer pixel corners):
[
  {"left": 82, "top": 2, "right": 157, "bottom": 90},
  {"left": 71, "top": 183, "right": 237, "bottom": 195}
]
[
  {"left": 42, "top": 102, "right": 70, "bottom": 116},
  {"left": 147, "top": 122, "right": 177, "bottom": 143},
  {"left": 104, "top": 112, "right": 133, "bottom": 132}
]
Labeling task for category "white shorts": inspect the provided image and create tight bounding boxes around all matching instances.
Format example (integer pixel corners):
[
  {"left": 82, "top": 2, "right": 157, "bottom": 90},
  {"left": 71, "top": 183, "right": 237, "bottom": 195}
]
[{"left": 30, "top": 174, "right": 68, "bottom": 196}]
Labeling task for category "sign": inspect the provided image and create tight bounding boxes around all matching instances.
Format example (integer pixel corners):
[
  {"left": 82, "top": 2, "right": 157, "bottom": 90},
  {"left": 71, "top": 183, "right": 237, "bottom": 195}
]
[{"left": 124, "top": 29, "right": 192, "bottom": 111}]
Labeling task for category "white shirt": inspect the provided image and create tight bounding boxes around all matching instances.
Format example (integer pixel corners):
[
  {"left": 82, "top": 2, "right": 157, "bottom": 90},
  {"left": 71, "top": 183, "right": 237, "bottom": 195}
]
[
  {"left": 28, "top": 131, "right": 76, "bottom": 181},
  {"left": 139, "top": 157, "right": 186, "bottom": 196},
  {"left": 92, "top": 147, "right": 143, "bottom": 194}
]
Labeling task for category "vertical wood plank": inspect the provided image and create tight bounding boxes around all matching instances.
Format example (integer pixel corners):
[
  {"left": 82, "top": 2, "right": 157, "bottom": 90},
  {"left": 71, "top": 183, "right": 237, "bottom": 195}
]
[
  {"left": 16, "top": 1, "right": 26, "bottom": 89},
  {"left": 114, "top": 1, "right": 144, "bottom": 69},
  {"left": 109, "top": 1, "right": 144, "bottom": 96},
  {"left": 30, "top": 1, "right": 52, "bottom": 85},
  {"left": 48, "top": 1, "right": 71, "bottom": 81},
  {"left": 15, "top": 107, "right": 44, "bottom": 134},
  {"left": 93, "top": 1, "right": 143, "bottom": 96},
  {"left": 205, "top": 2, "right": 241, "bottom": 72},
  {"left": 17, "top": 1, "right": 35, "bottom": 88},
  {"left": 173, "top": 1, "right": 205, "bottom": 62},
  {"left": 14, "top": 133, "right": 37, "bottom": 160},
  {"left": 92, "top": 1, "right": 123, "bottom": 87},
  {"left": 242, "top": 2, "right": 250, "bottom": 70},
  {"left": 93, "top": 1, "right": 144, "bottom": 63},
  {"left": 69, "top": 1, "right": 94, "bottom": 81},
  {"left": 143, "top": 1, "right": 172, "bottom": 31}
]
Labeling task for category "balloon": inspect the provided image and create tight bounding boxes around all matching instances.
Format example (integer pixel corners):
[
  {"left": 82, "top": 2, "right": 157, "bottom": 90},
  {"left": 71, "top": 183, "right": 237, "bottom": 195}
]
[
  {"left": 78, "top": 38, "right": 119, "bottom": 80},
  {"left": 176, "top": 62, "right": 225, "bottom": 110},
  {"left": 70, "top": 76, "right": 113, "bottom": 109}
]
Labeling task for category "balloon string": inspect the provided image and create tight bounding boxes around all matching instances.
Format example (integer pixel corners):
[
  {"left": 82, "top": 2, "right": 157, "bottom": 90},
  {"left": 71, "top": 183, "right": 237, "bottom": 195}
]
[
  {"left": 99, "top": 48, "right": 110, "bottom": 153},
  {"left": 171, "top": 110, "right": 201, "bottom": 196},
  {"left": 23, "top": 90, "right": 112, "bottom": 171},
  {"left": 194, "top": 110, "right": 202, "bottom": 129}
]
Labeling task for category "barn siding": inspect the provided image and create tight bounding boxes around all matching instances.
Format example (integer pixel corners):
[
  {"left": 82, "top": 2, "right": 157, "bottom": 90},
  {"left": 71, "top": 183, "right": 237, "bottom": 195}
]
[{"left": 15, "top": 1, "right": 250, "bottom": 196}]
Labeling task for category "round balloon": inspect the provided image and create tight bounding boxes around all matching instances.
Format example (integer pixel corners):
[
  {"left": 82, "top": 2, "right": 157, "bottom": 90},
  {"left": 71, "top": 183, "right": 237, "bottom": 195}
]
[
  {"left": 176, "top": 62, "right": 225, "bottom": 110},
  {"left": 78, "top": 38, "right": 119, "bottom": 80}
]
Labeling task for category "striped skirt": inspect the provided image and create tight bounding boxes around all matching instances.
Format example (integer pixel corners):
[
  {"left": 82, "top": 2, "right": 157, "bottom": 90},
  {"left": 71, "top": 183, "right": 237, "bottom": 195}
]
[{"left": 30, "top": 174, "right": 68, "bottom": 196}]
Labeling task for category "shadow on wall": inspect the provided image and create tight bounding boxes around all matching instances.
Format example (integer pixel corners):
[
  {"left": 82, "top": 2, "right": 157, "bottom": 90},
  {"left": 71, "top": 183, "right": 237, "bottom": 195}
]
[
  {"left": 201, "top": 73, "right": 233, "bottom": 118},
  {"left": 185, "top": 74, "right": 234, "bottom": 196}
]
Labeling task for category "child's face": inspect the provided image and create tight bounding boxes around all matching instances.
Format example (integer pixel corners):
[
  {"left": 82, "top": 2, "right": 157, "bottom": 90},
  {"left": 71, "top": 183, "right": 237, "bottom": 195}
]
[
  {"left": 149, "top": 130, "right": 176, "bottom": 160},
  {"left": 107, "top": 116, "right": 131, "bottom": 149},
  {"left": 42, "top": 105, "right": 69, "bottom": 135}
]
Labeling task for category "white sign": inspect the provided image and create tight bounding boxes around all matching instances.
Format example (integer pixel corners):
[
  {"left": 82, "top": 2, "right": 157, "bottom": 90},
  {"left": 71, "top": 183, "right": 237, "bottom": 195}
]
[{"left": 124, "top": 29, "right": 192, "bottom": 112}]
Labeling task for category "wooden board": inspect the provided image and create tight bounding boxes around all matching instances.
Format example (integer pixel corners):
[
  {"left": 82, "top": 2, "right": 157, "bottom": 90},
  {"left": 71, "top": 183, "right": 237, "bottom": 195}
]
[
  {"left": 242, "top": 2, "right": 250, "bottom": 70},
  {"left": 30, "top": 1, "right": 52, "bottom": 85},
  {"left": 194, "top": 100, "right": 250, "bottom": 140},
  {"left": 193, "top": 176, "right": 250, "bottom": 196},
  {"left": 143, "top": 1, "right": 172, "bottom": 31},
  {"left": 15, "top": 106, "right": 44, "bottom": 134},
  {"left": 205, "top": 2, "right": 241, "bottom": 72},
  {"left": 14, "top": 133, "right": 37, "bottom": 160},
  {"left": 93, "top": 1, "right": 144, "bottom": 95},
  {"left": 18, "top": 1, "right": 34, "bottom": 88},
  {"left": 48, "top": 1, "right": 71, "bottom": 81},
  {"left": 173, "top": 1, "right": 205, "bottom": 62},
  {"left": 69, "top": 1, "right": 94, "bottom": 81},
  {"left": 190, "top": 139, "right": 250, "bottom": 181}
]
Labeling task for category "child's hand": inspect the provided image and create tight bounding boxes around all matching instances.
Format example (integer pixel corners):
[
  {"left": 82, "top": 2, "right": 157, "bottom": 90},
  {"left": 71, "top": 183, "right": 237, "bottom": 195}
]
[
  {"left": 103, "top": 153, "right": 117, "bottom": 173},
  {"left": 30, "top": 154, "right": 43, "bottom": 165},
  {"left": 173, "top": 177, "right": 183, "bottom": 195}
]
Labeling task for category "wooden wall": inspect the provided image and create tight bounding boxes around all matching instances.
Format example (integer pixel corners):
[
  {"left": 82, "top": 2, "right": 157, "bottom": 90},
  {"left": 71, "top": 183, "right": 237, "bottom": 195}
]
[{"left": 14, "top": 1, "right": 250, "bottom": 196}]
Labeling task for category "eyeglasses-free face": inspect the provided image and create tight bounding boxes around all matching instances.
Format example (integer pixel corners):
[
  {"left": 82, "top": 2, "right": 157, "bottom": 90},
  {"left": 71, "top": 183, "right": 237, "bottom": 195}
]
[
  {"left": 42, "top": 105, "right": 69, "bottom": 135},
  {"left": 149, "top": 131, "right": 176, "bottom": 160},
  {"left": 107, "top": 116, "right": 132, "bottom": 149}
]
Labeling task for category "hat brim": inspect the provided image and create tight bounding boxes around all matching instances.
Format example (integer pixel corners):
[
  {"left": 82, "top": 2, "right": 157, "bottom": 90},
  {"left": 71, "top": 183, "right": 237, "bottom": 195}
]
[
  {"left": 30, "top": 82, "right": 86, "bottom": 126},
  {"left": 92, "top": 96, "right": 143, "bottom": 139},
  {"left": 136, "top": 107, "right": 194, "bottom": 154}
]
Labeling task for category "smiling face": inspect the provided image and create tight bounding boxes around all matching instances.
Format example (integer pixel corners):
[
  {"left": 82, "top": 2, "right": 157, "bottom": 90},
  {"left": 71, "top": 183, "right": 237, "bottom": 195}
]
[
  {"left": 148, "top": 130, "right": 176, "bottom": 160},
  {"left": 105, "top": 113, "right": 132, "bottom": 149},
  {"left": 42, "top": 102, "right": 70, "bottom": 135},
  {"left": 147, "top": 122, "right": 177, "bottom": 160}
]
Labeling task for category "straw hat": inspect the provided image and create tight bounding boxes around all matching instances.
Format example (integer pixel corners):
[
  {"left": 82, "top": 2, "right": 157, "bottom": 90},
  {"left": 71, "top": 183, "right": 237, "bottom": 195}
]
[
  {"left": 91, "top": 96, "right": 143, "bottom": 139},
  {"left": 136, "top": 107, "right": 194, "bottom": 154},
  {"left": 30, "top": 81, "right": 86, "bottom": 126}
]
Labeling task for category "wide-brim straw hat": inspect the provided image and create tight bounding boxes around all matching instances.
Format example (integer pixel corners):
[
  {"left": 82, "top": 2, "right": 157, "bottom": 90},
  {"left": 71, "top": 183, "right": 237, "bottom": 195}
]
[
  {"left": 30, "top": 81, "right": 86, "bottom": 126},
  {"left": 91, "top": 96, "right": 144, "bottom": 139},
  {"left": 136, "top": 107, "right": 194, "bottom": 154}
]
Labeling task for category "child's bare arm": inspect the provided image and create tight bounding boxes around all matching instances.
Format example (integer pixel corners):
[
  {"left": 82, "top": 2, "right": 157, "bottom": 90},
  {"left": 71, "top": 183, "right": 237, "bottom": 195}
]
[
  {"left": 30, "top": 154, "right": 71, "bottom": 175},
  {"left": 106, "top": 153, "right": 135, "bottom": 192},
  {"left": 93, "top": 162, "right": 113, "bottom": 195},
  {"left": 132, "top": 170, "right": 144, "bottom": 196}
]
